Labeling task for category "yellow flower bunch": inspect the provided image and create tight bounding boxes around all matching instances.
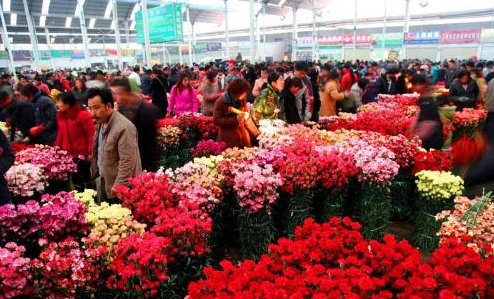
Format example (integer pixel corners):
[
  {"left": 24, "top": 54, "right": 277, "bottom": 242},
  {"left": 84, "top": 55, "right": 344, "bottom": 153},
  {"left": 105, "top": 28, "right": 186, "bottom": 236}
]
[
  {"left": 193, "top": 155, "right": 225, "bottom": 170},
  {"left": 415, "top": 170, "right": 464, "bottom": 201},
  {"left": 157, "top": 125, "right": 182, "bottom": 151},
  {"left": 316, "top": 129, "right": 361, "bottom": 145},
  {"left": 73, "top": 189, "right": 98, "bottom": 207},
  {"left": 86, "top": 202, "right": 146, "bottom": 248}
]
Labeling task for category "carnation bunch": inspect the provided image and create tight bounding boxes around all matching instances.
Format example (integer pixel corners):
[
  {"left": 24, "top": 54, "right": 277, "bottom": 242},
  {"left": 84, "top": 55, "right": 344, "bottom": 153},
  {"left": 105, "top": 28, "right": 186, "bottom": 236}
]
[
  {"left": 412, "top": 149, "right": 452, "bottom": 174},
  {"left": 232, "top": 162, "right": 283, "bottom": 214},
  {"left": 6, "top": 162, "right": 48, "bottom": 197},
  {"left": 15, "top": 145, "right": 77, "bottom": 180},
  {"left": 191, "top": 140, "right": 226, "bottom": 158},
  {"left": 0, "top": 242, "right": 33, "bottom": 298},
  {"left": 415, "top": 170, "right": 464, "bottom": 201},
  {"left": 73, "top": 189, "right": 98, "bottom": 207},
  {"left": 157, "top": 125, "right": 183, "bottom": 151},
  {"left": 452, "top": 108, "right": 488, "bottom": 129}
]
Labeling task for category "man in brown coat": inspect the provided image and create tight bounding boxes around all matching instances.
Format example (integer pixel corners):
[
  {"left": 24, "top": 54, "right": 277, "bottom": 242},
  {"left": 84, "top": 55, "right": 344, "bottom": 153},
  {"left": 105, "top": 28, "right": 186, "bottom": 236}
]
[{"left": 87, "top": 88, "right": 142, "bottom": 201}]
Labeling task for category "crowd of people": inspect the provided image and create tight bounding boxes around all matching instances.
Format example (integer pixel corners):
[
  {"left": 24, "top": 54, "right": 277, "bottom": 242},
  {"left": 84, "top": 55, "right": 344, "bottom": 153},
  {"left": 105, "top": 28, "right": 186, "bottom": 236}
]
[{"left": 0, "top": 55, "right": 493, "bottom": 202}]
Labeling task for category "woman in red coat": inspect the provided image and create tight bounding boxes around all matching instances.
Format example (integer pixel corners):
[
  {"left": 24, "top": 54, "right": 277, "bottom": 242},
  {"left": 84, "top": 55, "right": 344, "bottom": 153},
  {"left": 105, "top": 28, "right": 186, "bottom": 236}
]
[
  {"left": 340, "top": 62, "right": 359, "bottom": 92},
  {"left": 55, "top": 92, "right": 95, "bottom": 189}
]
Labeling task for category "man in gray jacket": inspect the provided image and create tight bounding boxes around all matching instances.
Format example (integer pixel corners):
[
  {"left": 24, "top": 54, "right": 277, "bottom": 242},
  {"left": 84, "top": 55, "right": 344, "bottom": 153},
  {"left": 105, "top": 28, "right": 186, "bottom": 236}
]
[{"left": 87, "top": 88, "right": 142, "bottom": 201}]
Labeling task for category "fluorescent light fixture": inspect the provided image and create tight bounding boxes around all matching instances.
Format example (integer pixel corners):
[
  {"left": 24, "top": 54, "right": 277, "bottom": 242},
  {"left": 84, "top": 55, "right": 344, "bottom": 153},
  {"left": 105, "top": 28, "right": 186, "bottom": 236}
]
[
  {"left": 10, "top": 13, "right": 16, "bottom": 25},
  {"left": 88, "top": 18, "right": 96, "bottom": 28},
  {"left": 65, "top": 17, "right": 72, "bottom": 28},
  {"left": 41, "top": 0, "right": 51, "bottom": 15},
  {"left": 104, "top": 0, "right": 113, "bottom": 19},
  {"left": 278, "top": 0, "right": 286, "bottom": 7},
  {"left": 3, "top": 0, "right": 11, "bottom": 12},
  {"left": 74, "top": 0, "right": 85, "bottom": 16},
  {"left": 130, "top": 20, "right": 135, "bottom": 30},
  {"left": 130, "top": 3, "right": 139, "bottom": 20},
  {"left": 40, "top": 15, "right": 46, "bottom": 27},
  {"left": 51, "top": 37, "right": 55, "bottom": 43}
]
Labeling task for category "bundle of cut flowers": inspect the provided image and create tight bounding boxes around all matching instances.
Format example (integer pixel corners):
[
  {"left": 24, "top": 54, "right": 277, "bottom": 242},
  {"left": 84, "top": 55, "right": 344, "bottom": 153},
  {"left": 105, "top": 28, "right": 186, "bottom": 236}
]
[
  {"left": 415, "top": 170, "right": 464, "bottom": 201},
  {"left": 188, "top": 216, "right": 494, "bottom": 299},
  {"left": 437, "top": 195, "right": 494, "bottom": 253},
  {"left": 315, "top": 146, "right": 357, "bottom": 190},
  {"left": 85, "top": 202, "right": 146, "bottom": 248},
  {"left": 452, "top": 108, "right": 488, "bottom": 130},
  {"left": 15, "top": 145, "right": 76, "bottom": 181},
  {"left": 232, "top": 161, "right": 283, "bottom": 214},
  {"left": 157, "top": 125, "right": 183, "bottom": 151},
  {"left": 256, "top": 119, "right": 294, "bottom": 150},
  {"left": 0, "top": 242, "right": 33, "bottom": 298},
  {"left": 335, "top": 138, "right": 399, "bottom": 185},
  {"left": 191, "top": 140, "right": 226, "bottom": 158},
  {"left": 158, "top": 113, "right": 218, "bottom": 140},
  {"left": 412, "top": 149, "right": 453, "bottom": 174},
  {"left": 31, "top": 237, "right": 106, "bottom": 299},
  {"left": 0, "top": 192, "right": 88, "bottom": 248},
  {"left": 5, "top": 162, "right": 48, "bottom": 197}
]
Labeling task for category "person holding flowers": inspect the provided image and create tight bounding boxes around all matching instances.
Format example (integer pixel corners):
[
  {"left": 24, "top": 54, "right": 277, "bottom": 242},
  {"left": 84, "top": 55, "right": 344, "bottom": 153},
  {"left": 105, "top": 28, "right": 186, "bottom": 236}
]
[
  {"left": 213, "top": 78, "right": 253, "bottom": 148},
  {"left": 250, "top": 72, "right": 285, "bottom": 125}
]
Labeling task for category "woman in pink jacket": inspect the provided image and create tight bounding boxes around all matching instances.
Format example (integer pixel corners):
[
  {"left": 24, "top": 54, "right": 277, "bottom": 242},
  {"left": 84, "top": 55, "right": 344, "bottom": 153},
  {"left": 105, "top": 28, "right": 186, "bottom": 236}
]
[{"left": 167, "top": 72, "right": 198, "bottom": 116}]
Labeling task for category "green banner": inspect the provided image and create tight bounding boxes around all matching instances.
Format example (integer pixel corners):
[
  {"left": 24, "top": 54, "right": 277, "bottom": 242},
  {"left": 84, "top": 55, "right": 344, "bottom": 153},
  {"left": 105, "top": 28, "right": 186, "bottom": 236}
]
[
  {"left": 136, "top": 3, "right": 184, "bottom": 44},
  {"left": 50, "top": 50, "right": 71, "bottom": 58},
  {"left": 194, "top": 43, "right": 207, "bottom": 53},
  {"left": 0, "top": 51, "right": 8, "bottom": 59},
  {"left": 372, "top": 33, "right": 403, "bottom": 48}
]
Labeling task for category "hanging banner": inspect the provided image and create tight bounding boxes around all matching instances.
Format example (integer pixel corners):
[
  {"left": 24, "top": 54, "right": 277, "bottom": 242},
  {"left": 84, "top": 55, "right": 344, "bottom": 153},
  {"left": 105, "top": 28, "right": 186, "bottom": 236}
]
[
  {"left": 194, "top": 43, "right": 207, "bottom": 53},
  {"left": 50, "top": 50, "right": 71, "bottom": 58},
  {"left": 372, "top": 33, "right": 403, "bottom": 48},
  {"left": 342, "top": 34, "right": 373, "bottom": 45},
  {"left": 39, "top": 51, "right": 51, "bottom": 60},
  {"left": 296, "top": 37, "right": 315, "bottom": 47},
  {"left": 207, "top": 42, "right": 222, "bottom": 52},
  {"left": 71, "top": 50, "right": 85, "bottom": 59},
  {"left": 13, "top": 50, "right": 31, "bottom": 61},
  {"left": 318, "top": 35, "right": 342, "bottom": 46},
  {"left": 0, "top": 51, "right": 8, "bottom": 59},
  {"left": 440, "top": 29, "right": 480, "bottom": 44},
  {"left": 105, "top": 49, "right": 117, "bottom": 56},
  {"left": 481, "top": 29, "right": 494, "bottom": 43},
  {"left": 404, "top": 31, "right": 440, "bottom": 44}
]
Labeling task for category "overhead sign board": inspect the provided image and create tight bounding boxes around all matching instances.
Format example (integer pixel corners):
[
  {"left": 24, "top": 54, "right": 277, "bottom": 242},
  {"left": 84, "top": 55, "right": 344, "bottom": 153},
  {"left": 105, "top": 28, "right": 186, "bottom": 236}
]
[{"left": 135, "top": 3, "right": 184, "bottom": 44}]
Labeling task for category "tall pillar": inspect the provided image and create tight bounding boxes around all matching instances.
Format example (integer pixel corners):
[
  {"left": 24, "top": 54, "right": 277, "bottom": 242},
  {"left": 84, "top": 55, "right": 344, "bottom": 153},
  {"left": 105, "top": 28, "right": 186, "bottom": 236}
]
[
  {"left": 262, "top": 4, "right": 266, "bottom": 61},
  {"left": 0, "top": 1, "right": 15, "bottom": 74},
  {"left": 125, "top": 20, "right": 130, "bottom": 62},
  {"left": 402, "top": 0, "right": 411, "bottom": 59},
  {"left": 382, "top": 0, "right": 387, "bottom": 60},
  {"left": 352, "top": 0, "right": 358, "bottom": 62},
  {"left": 44, "top": 28, "right": 54, "bottom": 69},
  {"left": 311, "top": 0, "right": 318, "bottom": 62},
  {"left": 224, "top": 0, "right": 229, "bottom": 60},
  {"left": 78, "top": 0, "right": 91, "bottom": 68},
  {"left": 141, "top": 0, "right": 151, "bottom": 67},
  {"left": 112, "top": 0, "right": 123, "bottom": 71},
  {"left": 186, "top": 4, "right": 192, "bottom": 66},
  {"left": 192, "top": 22, "right": 197, "bottom": 63},
  {"left": 291, "top": 8, "right": 298, "bottom": 62},
  {"left": 249, "top": 0, "right": 255, "bottom": 62},
  {"left": 22, "top": 0, "right": 41, "bottom": 70}
]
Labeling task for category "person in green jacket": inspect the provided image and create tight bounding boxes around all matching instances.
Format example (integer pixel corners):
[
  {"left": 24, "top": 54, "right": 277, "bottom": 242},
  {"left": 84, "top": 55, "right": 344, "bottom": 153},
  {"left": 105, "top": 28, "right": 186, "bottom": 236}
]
[{"left": 250, "top": 72, "right": 285, "bottom": 125}]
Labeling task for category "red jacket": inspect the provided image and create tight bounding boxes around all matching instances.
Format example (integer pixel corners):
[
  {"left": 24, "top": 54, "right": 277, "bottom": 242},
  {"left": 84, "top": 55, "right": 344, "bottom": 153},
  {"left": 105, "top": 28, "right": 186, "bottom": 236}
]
[
  {"left": 55, "top": 104, "right": 95, "bottom": 158},
  {"left": 340, "top": 69, "right": 359, "bottom": 92}
]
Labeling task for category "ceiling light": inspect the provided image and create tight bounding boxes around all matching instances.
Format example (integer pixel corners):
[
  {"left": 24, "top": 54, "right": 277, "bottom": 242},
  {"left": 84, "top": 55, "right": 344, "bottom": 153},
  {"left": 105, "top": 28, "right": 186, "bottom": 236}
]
[
  {"left": 104, "top": 0, "right": 113, "bottom": 19},
  {"left": 10, "top": 13, "right": 16, "bottom": 26},
  {"left": 74, "top": 0, "right": 85, "bottom": 16},
  {"left": 2, "top": 0, "right": 10, "bottom": 12},
  {"left": 65, "top": 17, "right": 72, "bottom": 28},
  {"left": 130, "top": 3, "right": 139, "bottom": 20},
  {"left": 40, "top": 15, "right": 46, "bottom": 27},
  {"left": 89, "top": 18, "right": 96, "bottom": 28},
  {"left": 41, "top": 0, "right": 51, "bottom": 15},
  {"left": 278, "top": 0, "right": 286, "bottom": 7}
]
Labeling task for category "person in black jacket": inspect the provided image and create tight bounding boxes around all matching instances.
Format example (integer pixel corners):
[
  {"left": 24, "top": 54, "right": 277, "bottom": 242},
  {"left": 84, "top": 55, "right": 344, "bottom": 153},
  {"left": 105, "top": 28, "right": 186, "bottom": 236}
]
[
  {"left": 0, "top": 130, "right": 14, "bottom": 205},
  {"left": 373, "top": 67, "right": 399, "bottom": 96},
  {"left": 141, "top": 69, "right": 152, "bottom": 95},
  {"left": 448, "top": 70, "right": 479, "bottom": 111},
  {"left": 396, "top": 69, "right": 415, "bottom": 95},
  {"left": 111, "top": 78, "right": 160, "bottom": 172},
  {"left": 20, "top": 84, "right": 57, "bottom": 145},
  {"left": 282, "top": 76, "right": 303, "bottom": 124},
  {"left": 307, "top": 67, "right": 321, "bottom": 122},
  {"left": 410, "top": 74, "right": 443, "bottom": 150},
  {"left": 149, "top": 68, "right": 168, "bottom": 117},
  {"left": 0, "top": 91, "right": 35, "bottom": 142}
]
